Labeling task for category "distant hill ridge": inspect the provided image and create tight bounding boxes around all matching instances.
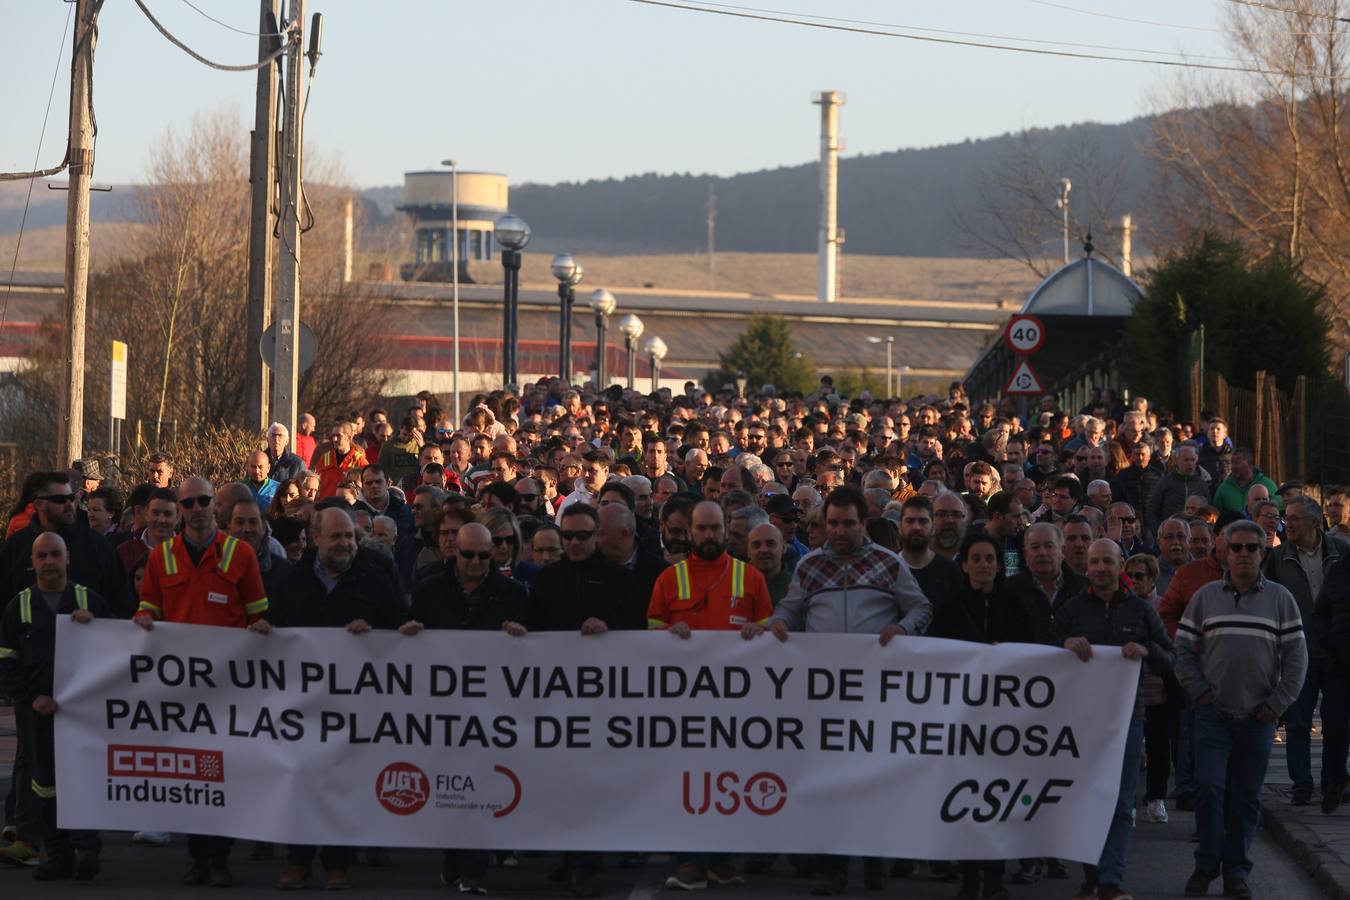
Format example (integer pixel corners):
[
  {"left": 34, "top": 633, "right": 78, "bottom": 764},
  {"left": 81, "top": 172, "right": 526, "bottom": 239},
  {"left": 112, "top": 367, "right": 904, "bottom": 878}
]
[{"left": 1, "top": 116, "right": 1154, "bottom": 258}]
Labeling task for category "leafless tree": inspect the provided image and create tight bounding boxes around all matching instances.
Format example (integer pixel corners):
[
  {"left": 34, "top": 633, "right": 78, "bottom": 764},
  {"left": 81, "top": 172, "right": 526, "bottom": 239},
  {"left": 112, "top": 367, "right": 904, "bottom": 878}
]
[
  {"left": 1150, "top": 0, "right": 1350, "bottom": 345},
  {"left": 954, "top": 128, "right": 1135, "bottom": 278}
]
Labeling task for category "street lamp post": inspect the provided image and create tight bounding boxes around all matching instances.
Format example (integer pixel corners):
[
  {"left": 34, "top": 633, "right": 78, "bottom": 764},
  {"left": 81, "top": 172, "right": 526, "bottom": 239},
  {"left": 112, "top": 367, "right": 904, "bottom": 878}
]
[
  {"left": 735, "top": 372, "right": 747, "bottom": 399},
  {"left": 1056, "top": 178, "right": 1072, "bottom": 265},
  {"left": 452, "top": 161, "right": 461, "bottom": 421},
  {"left": 897, "top": 364, "right": 912, "bottom": 400},
  {"left": 493, "top": 213, "right": 530, "bottom": 389},
  {"left": 590, "top": 288, "right": 616, "bottom": 389},
  {"left": 617, "top": 313, "right": 644, "bottom": 390},
  {"left": 867, "top": 335, "right": 895, "bottom": 397},
  {"left": 644, "top": 335, "right": 667, "bottom": 394},
  {"left": 551, "top": 252, "right": 583, "bottom": 384}
]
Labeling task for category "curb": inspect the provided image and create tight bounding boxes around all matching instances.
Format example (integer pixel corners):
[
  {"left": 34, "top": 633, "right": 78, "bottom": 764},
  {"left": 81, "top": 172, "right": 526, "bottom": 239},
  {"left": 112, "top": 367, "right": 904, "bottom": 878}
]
[{"left": 1261, "top": 786, "right": 1350, "bottom": 900}]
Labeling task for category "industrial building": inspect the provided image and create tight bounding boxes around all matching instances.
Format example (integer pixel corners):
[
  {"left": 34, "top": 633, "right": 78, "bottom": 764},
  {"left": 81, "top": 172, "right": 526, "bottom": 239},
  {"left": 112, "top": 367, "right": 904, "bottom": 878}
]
[{"left": 398, "top": 170, "right": 508, "bottom": 282}]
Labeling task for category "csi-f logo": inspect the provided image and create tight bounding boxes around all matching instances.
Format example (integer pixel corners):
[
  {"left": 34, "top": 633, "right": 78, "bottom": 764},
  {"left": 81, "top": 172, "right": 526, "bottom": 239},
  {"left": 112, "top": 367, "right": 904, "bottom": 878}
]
[
  {"left": 683, "top": 771, "right": 787, "bottom": 816},
  {"left": 940, "top": 778, "right": 1073, "bottom": 823},
  {"left": 376, "top": 762, "right": 429, "bottom": 815}
]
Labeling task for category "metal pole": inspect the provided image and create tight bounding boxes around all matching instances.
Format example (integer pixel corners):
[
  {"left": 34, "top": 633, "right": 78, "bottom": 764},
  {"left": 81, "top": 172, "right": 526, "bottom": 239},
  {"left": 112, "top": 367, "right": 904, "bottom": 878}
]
[
  {"left": 558, "top": 283, "right": 573, "bottom": 383},
  {"left": 58, "top": 0, "right": 96, "bottom": 467},
  {"left": 625, "top": 336, "right": 636, "bottom": 390},
  {"left": 886, "top": 338, "right": 893, "bottom": 398},
  {"left": 502, "top": 249, "right": 521, "bottom": 388},
  {"left": 500, "top": 250, "right": 512, "bottom": 388},
  {"left": 271, "top": 0, "right": 305, "bottom": 439},
  {"left": 650, "top": 355, "right": 660, "bottom": 394},
  {"left": 245, "top": 0, "right": 280, "bottom": 432},
  {"left": 595, "top": 313, "right": 608, "bottom": 389},
  {"left": 450, "top": 160, "right": 460, "bottom": 426}
]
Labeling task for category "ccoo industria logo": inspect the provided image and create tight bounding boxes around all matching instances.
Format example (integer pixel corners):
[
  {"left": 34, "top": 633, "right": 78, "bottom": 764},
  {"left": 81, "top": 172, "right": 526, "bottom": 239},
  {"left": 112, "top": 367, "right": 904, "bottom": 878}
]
[
  {"left": 105, "top": 744, "right": 227, "bottom": 808},
  {"left": 376, "top": 762, "right": 430, "bottom": 815}
]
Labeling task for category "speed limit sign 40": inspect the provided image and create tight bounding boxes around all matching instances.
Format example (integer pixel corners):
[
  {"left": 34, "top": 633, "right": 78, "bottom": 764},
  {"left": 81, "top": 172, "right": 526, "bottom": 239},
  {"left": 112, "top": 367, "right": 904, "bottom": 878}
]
[{"left": 1004, "top": 314, "right": 1046, "bottom": 355}]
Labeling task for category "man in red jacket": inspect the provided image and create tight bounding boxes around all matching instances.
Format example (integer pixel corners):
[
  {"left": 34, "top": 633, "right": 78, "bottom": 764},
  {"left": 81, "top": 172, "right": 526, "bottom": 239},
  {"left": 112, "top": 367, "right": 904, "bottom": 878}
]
[{"left": 134, "top": 477, "right": 271, "bottom": 887}]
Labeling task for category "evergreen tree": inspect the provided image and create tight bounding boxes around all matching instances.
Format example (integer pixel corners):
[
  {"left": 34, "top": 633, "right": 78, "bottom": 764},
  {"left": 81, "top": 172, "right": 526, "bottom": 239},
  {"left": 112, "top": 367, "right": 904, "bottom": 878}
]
[{"left": 705, "top": 314, "right": 816, "bottom": 395}]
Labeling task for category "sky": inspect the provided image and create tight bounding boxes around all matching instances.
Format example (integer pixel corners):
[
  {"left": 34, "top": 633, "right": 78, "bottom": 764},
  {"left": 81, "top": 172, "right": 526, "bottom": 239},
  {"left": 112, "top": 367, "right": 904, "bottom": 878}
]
[{"left": 1, "top": 0, "right": 1242, "bottom": 189}]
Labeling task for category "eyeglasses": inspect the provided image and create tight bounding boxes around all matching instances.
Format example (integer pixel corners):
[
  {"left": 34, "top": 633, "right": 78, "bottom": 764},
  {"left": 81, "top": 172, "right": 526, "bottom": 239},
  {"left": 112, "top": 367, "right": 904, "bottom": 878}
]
[
  {"left": 38, "top": 493, "right": 75, "bottom": 504},
  {"left": 458, "top": 549, "right": 493, "bottom": 561},
  {"left": 1126, "top": 571, "right": 1153, "bottom": 581},
  {"left": 517, "top": 493, "right": 540, "bottom": 501},
  {"left": 179, "top": 495, "right": 213, "bottom": 509},
  {"left": 492, "top": 535, "right": 518, "bottom": 546},
  {"left": 559, "top": 529, "right": 595, "bottom": 542},
  {"left": 1229, "top": 542, "right": 1263, "bottom": 555}
]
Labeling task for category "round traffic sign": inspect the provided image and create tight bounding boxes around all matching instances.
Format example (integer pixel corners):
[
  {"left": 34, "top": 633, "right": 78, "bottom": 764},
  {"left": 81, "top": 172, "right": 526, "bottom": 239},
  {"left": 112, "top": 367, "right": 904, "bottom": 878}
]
[
  {"left": 1004, "top": 314, "right": 1046, "bottom": 355},
  {"left": 260, "top": 321, "right": 318, "bottom": 373}
]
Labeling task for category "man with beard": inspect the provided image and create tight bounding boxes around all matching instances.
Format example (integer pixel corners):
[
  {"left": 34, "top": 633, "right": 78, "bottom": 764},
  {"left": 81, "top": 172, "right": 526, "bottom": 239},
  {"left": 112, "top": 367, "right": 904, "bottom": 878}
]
[
  {"left": 1154, "top": 517, "right": 1192, "bottom": 596},
  {"left": 898, "top": 495, "right": 960, "bottom": 615},
  {"left": 743, "top": 486, "right": 931, "bottom": 896},
  {"left": 648, "top": 500, "right": 772, "bottom": 891},
  {"left": 659, "top": 494, "right": 696, "bottom": 564},
  {"left": 931, "top": 491, "right": 969, "bottom": 561}
]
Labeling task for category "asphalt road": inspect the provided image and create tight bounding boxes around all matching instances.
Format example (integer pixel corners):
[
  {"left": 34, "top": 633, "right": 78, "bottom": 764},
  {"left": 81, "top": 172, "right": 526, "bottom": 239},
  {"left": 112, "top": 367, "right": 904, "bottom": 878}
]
[{"left": 0, "top": 813, "right": 1321, "bottom": 899}]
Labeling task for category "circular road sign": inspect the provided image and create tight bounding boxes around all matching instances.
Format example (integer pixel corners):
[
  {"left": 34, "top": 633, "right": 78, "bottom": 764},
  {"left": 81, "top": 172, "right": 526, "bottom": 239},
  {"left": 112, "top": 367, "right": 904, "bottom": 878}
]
[
  {"left": 260, "top": 321, "right": 317, "bottom": 373},
  {"left": 1004, "top": 314, "right": 1046, "bottom": 355}
]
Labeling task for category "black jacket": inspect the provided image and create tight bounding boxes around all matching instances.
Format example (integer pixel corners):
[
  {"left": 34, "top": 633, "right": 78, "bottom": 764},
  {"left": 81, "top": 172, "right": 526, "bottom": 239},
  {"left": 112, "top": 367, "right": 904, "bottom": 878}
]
[
  {"left": 1313, "top": 555, "right": 1350, "bottom": 672},
  {"left": 267, "top": 448, "right": 307, "bottom": 484},
  {"left": 410, "top": 565, "right": 529, "bottom": 631},
  {"left": 0, "top": 518, "right": 130, "bottom": 617},
  {"left": 1051, "top": 588, "right": 1176, "bottom": 720},
  {"left": 1006, "top": 565, "right": 1088, "bottom": 645},
  {"left": 929, "top": 580, "right": 1034, "bottom": 646},
  {"left": 627, "top": 549, "right": 670, "bottom": 620},
  {"left": 1115, "top": 462, "right": 1165, "bottom": 534},
  {"left": 1266, "top": 534, "right": 1349, "bottom": 663},
  {"left": 528, "top": 552, "right": 645, "bottom": 632},
  {"left": 0, "top": 583, "right": 112, "bottom": 702},
  {"left": 269, "top": 555, "right": 405, "bottom": 629}
]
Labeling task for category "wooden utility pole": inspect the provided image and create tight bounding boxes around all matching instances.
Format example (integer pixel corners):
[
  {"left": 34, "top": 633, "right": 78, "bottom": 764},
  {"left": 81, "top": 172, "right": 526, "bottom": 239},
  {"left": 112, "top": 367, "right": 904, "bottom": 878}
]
[
  {"left": 271, "top": 0, "right": 305, "bottom": 439},
  {"left": 58, "top": 0, "right": 97, "bottom": 468},
  {"left": 245, "top": 0, "right": 282, "bottom": 433}
]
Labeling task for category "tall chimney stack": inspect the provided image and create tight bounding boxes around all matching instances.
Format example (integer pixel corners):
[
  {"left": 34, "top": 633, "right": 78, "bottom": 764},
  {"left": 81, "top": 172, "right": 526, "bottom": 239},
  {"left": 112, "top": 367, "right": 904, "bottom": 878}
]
[
  {"left": 1120, "top": 213, "right": 1134, "bottom": 277},
  {"left": 814, "top": 90, "right": 845, "bottom": 303}
]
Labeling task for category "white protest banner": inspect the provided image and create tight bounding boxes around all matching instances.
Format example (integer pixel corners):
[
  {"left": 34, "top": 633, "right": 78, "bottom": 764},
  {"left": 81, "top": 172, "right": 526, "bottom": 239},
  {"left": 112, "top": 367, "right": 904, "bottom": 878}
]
[{"left": 54, "top": 619, "right": 1138, "bottom": 862}]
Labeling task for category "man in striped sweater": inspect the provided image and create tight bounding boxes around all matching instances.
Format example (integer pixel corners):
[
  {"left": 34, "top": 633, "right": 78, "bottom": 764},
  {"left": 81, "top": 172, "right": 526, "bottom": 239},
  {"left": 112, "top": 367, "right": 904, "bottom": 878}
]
[{"left": 1175, "top": 519, "right": 1307, "bottom": 900}]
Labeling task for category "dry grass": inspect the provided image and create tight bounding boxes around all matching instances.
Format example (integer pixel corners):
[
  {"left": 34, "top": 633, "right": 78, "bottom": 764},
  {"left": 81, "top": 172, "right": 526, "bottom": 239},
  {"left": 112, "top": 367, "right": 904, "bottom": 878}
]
[
  {"left": 453, "top": 252, "right": 1041, "bottom": 304},
  {"left": 0, "top": 222, "right": 148, "bottom": 272}
]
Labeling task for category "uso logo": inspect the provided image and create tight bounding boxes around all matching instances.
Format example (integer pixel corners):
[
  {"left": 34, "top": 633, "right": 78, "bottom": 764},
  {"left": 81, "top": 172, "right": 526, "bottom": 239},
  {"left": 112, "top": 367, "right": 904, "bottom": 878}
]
[{"left": 376, "top": 762, "right": 429, "bottom": 815}]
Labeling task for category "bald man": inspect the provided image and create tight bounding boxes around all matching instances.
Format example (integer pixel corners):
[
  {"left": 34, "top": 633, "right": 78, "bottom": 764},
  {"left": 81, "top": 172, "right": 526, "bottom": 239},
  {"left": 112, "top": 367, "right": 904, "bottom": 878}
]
[
  {"left": 135, "top": 477, "right": 271, "bottom": 887},
  {"left": 1052, "top": 538, "right": 1175, "bottom": 900},
  {"left": 270, "top": 507, "right": 402, "bottom": 890},
  {"left": 397, "top": 521, "right": 527, "bottom": 893},
  {"left": 747, "top": 522, "right": 791, "bottom": 602},
  {"left": 244, "top": 450, "right": 281, "bottom": 515},
  {"left": 0, "top": 532, "right": 111, "bottom": 878}
]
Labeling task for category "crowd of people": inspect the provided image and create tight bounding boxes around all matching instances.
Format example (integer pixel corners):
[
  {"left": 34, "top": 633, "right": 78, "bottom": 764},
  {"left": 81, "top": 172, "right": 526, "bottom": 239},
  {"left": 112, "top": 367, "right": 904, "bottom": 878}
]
[{"left": 0, "top": 375, "right": 1335, "bottom": 900}]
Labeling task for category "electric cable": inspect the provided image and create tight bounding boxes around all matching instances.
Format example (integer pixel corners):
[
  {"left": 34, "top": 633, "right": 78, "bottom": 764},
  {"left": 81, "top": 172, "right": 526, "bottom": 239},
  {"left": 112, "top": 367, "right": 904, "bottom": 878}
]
[
  {"left": 1, "top": 0, "right": 77, "bottom": 339},
  {"left": 133, "top": 0, "right": 290, "bottom": 72},
  {"left": 626, "top": 0, "right": 1328, "bottom": 75},
  {"left": 1220, "top": 0, "right": 1350, "bottom": 24},
  {"left": 178, "top": 0, "right": 290, "bottom": 37},
  {"left": 1029, "top": 0, "right": 1344, "bottom": 36}
]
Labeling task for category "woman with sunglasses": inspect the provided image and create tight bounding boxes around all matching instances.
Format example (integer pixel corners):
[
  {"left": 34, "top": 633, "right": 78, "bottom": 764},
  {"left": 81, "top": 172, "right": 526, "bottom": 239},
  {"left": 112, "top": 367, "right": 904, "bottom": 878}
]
[{"left": 480, "top": 506, "right": 530, "bottom": 585}]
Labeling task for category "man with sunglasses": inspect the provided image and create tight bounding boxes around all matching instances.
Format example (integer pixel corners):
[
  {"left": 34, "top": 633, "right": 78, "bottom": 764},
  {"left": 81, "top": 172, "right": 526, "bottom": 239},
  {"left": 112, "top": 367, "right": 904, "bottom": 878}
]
[
  {"left": 505, "top": 504, "right": 641, "bottom": 898},
  {"left": 1177, "top": 520, "right": 1307, "bottom": 899},
  {"left": 133, "top": 477, "right": 271, "bottom": 887},
  {"left": 0, "top": 471, "right": 128, "bottom": 618}
]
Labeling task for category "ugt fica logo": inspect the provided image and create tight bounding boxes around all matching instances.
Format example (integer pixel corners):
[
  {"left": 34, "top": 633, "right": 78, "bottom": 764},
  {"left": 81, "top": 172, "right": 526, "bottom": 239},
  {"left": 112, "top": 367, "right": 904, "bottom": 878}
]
[
  {"left": 376, "top": 762, "right": 429, "bottom": 815},
  {"left": 682, "top": 771, "right": 787, "bottom": 816}
]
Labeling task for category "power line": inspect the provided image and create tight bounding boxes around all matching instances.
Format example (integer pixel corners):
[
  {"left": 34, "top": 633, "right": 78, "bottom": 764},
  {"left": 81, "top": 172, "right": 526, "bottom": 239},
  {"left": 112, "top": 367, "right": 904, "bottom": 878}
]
[
  {"left": 683, "top": 0, "right": 1249, "bottom": 62},
  {"left": 1029, "top": 0, "right": 1345, "bottom": 36},
  {"left": 133, "top": 0, "right": 290, "bottom": 72},
  {"left": 178, "top": 0, "right": 289, "bottom": 37},
  {"left": 1220, "top": 0, "right": 1350, "bottom": 24},
  {"left": 626, "top": 0, "right": 1320, "bottom": 75},
  {"left": 1, "top": 0, "right": 76, "bottom": 340}
]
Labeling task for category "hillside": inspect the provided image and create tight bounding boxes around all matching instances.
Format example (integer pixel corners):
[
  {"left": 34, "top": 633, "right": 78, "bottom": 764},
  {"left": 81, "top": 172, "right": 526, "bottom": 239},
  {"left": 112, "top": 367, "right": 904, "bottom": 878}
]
[{"left": 3, "top": 116, "right": 1155, "bottom": 260}]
